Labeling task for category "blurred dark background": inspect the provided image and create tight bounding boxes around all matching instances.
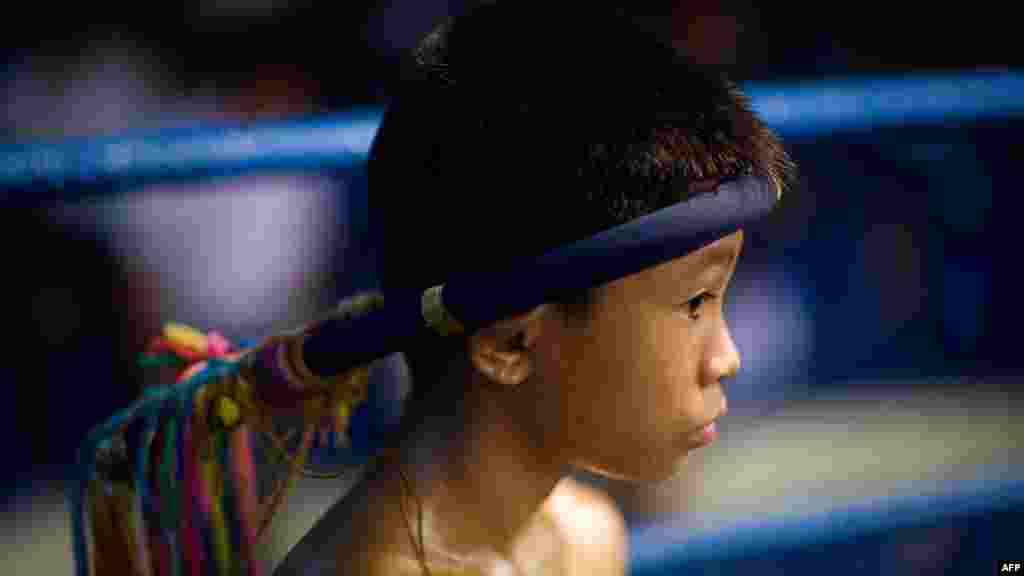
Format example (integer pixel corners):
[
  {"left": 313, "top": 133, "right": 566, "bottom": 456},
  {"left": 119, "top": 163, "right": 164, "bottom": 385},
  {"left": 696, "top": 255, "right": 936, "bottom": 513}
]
[
  {"left": 3, "top": 2, "right": 1022, "bottom": 140},
  {"left": 0, "top": 2, "right": 1019, "bottom": 574}
]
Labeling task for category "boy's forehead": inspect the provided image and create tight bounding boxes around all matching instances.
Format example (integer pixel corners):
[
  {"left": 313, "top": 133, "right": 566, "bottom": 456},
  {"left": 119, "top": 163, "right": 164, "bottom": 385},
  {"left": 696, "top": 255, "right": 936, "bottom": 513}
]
[{"left": 605, "top": 232, "right": 743, "bottom": 294}]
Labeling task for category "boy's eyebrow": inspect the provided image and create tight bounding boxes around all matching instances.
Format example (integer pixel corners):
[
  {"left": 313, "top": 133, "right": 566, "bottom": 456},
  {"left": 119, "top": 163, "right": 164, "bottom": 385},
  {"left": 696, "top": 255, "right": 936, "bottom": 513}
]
[
  {"left": 651, "top": 242, "right": 736, "bottom": 300},
  {"left": 694, "top": 242, "right": 738, "bottom": 272}
]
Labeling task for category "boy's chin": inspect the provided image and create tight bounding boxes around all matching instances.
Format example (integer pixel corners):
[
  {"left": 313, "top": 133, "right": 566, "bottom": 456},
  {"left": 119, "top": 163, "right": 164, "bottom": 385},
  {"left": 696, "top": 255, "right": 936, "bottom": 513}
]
[
  {"left": 577, "top": 454, "right": 684, "bottom": 485},
  {"left": 635, "top": 451, "right": 698, "bottom": 484}
]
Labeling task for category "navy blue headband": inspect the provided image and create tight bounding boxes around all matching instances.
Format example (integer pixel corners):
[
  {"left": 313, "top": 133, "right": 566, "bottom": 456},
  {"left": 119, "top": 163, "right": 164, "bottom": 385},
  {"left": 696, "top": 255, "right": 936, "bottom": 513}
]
[{"left": 302, "top": 174, "right": 779, "bottom": 377}]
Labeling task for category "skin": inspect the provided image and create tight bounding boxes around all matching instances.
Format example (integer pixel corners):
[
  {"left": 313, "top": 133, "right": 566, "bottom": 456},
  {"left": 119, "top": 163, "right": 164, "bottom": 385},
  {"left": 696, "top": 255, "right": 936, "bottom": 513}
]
[{"left": 275, "top": 230, "right": 744, "bottom": 576}]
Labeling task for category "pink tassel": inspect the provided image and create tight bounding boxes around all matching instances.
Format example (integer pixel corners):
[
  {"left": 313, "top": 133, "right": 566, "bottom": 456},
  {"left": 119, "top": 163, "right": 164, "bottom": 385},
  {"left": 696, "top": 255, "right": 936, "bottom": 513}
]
[
  {"left": 232, "top": 427, "right": 263, "bottom": 576},
  {"left": 206, "top": 332, "right": 231, "bottom": 357}
]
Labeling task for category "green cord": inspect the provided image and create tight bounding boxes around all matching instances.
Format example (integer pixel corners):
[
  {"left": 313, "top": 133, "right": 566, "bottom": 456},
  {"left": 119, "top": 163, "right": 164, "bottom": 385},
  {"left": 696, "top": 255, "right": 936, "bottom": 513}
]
[
  {"left": 159, "top": 416, "right": 183, "bottom": 576},
  {"left": 137, "top": 353, "right": 187, "bottom": 368}
]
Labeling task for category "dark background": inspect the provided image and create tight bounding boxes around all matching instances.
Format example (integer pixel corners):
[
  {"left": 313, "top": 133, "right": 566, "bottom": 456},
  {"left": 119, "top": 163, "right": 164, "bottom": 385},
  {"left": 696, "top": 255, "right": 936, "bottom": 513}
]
[
  {"left": 0, "top": 2, "right": 1018, "bottom": 573},
  {"left": 3, "top": 2, "right": 1021, "bottom": 133}
]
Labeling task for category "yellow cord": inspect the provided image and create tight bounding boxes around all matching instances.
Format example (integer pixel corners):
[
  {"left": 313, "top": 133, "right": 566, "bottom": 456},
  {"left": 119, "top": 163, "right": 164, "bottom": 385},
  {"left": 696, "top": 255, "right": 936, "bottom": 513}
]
[
  {"left": 163, "top": 322, "right": 209, "bottom": 353},
  {"left": 421, "top": 285, "right": 465, "bottom": 337}
]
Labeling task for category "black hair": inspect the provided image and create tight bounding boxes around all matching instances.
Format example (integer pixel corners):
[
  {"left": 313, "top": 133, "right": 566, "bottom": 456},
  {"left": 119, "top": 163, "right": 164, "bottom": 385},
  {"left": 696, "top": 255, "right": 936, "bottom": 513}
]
[{"left": 366, "top": 3, "right": 794, "bottom": 405}]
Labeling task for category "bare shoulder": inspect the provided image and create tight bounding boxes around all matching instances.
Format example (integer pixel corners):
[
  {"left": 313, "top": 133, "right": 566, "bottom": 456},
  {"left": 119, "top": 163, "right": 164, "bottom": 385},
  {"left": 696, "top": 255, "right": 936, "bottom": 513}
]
[
  {"left": 273, "top": 473, "right": 395, "bottom": 576},
  {"left": 543, "top": 477, "right": 627, "bottom": 576}
]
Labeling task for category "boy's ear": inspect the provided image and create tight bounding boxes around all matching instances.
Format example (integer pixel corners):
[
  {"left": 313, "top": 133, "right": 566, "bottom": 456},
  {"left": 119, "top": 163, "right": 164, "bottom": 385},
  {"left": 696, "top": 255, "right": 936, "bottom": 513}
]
[{"left": 467, "top": 305, "right": 549, "bottom": 387}]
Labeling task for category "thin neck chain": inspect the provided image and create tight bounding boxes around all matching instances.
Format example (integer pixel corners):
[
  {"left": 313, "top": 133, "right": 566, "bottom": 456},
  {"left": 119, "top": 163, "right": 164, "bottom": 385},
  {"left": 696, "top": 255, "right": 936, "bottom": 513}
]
[
  {"left": 391, "top": 451, "right": 518, "bottom": 576},
  {"left": 393, "top": 455, "right": 432, "bottom": 576}
]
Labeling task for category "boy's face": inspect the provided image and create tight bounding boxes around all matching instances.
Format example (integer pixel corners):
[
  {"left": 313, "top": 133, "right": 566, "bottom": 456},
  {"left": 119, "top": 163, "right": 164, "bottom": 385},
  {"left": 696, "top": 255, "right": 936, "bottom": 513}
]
[{"left": 530, "top": 230, "right": 743, "bottom": 482}]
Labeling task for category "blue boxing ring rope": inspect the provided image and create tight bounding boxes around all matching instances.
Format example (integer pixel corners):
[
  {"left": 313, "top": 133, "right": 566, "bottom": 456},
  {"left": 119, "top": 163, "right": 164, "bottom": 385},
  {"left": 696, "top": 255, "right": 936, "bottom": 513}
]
[
  {"left": 2, "top": 69, "right": 1021, "bottom": 575},
  {"left": 3, "top": 69, "right": 1023, "bottom": 194}
]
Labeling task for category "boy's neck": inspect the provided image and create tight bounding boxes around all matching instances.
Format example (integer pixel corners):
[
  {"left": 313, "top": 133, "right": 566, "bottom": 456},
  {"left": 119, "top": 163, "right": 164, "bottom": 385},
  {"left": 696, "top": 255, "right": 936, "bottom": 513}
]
[{"left": 377, "top": 371, "right": 568, "bottom": 566}]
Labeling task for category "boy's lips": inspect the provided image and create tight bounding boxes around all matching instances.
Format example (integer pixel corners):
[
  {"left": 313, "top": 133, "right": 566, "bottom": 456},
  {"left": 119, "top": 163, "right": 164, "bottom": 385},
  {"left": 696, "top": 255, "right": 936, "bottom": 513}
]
[
  {"left": 694, "top": 421, "right": 718, "bottom": 446},
  {"left": 686, "top": 397, "right": 728, "bottom": 448},
  {"left": 684, "top": 420, "right": 717, "bottom": 448}
]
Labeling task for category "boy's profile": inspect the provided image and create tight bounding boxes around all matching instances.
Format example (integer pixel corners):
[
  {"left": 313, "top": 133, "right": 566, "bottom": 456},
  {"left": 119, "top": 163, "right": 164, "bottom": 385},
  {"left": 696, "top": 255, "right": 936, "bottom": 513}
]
[{"left": 275, "top": 3, "right": 793, "bottom": 575}]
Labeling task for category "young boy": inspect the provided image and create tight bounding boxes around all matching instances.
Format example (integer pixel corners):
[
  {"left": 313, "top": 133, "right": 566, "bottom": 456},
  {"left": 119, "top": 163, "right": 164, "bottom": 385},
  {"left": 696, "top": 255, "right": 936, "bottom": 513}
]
[{"left": 275, "top": 3, "right": 793, "bottom": 575}]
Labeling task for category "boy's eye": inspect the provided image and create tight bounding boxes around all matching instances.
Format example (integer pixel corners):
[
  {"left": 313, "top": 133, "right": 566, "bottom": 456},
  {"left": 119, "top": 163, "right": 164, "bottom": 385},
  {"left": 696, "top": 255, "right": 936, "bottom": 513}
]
[{"left": 683, "top": 291, "right": 717, "bottom": 319}]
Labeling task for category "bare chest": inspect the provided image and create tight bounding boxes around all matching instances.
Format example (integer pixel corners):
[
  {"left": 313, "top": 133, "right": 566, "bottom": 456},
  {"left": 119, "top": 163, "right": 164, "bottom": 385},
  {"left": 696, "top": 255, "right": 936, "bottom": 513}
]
[
  {"left": 379, "top": 511, "right": 570, "bottom": 576},
  {"left": 507, "top": 509, "right": 570, "bottom": 576}
]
